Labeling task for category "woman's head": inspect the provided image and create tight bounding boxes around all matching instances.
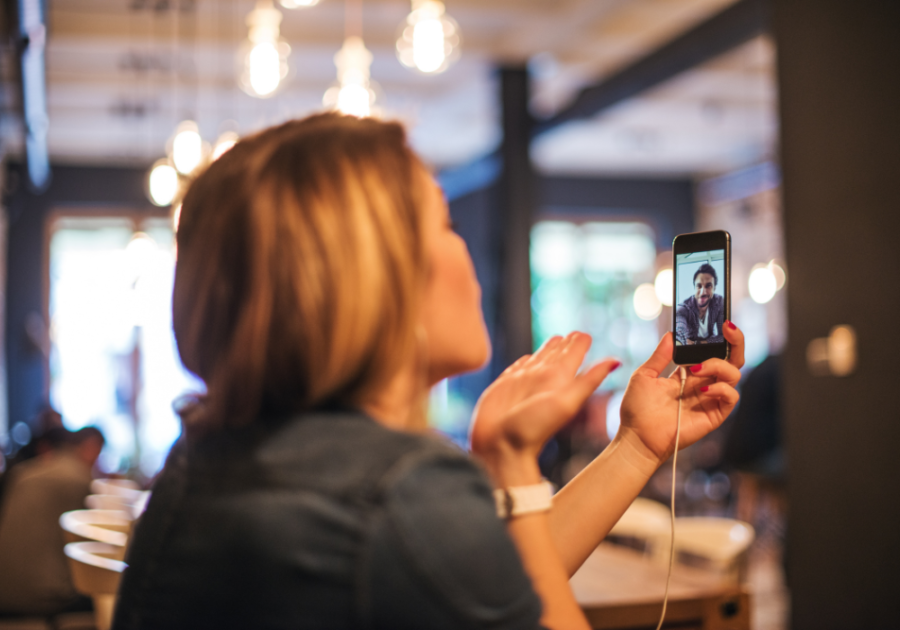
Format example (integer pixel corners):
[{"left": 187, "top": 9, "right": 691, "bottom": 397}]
[{"left": 174, "top": 113, "right": 488, "bottom": 432}]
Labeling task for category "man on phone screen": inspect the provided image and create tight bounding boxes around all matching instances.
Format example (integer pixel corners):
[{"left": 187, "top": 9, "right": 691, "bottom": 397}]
[{"left": 675, "top": 263, "right": 725, "bottom": 345}]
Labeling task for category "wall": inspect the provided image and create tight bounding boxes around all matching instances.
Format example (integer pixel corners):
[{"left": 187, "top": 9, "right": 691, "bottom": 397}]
[{"left": 774, "top": 1, "right": 900, "bottom": 627}]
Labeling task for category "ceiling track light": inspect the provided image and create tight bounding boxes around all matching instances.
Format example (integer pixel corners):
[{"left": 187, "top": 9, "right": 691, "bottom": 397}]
[
  {"left": 239, "top": 0, "right": 291, "bottom": 98},
  {"left": 396, "top": 0, "right": 460, "bottom": 75}
]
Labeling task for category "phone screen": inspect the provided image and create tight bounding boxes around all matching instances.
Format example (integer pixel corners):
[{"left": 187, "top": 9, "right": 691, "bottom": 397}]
[{"left": 673, "top": 249, "right": 727, "bottom": 347}]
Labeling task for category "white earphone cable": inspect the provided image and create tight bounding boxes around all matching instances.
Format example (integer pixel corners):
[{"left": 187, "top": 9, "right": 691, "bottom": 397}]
[{"left": 655, "top": 365, "right": 688, "bottom": 630}]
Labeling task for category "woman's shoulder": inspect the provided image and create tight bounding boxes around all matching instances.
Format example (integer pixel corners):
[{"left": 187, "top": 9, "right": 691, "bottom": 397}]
[
  {"left": 263, "top": 409, "right": 469, "bottom": 472},
  {"left": 179, "top": 409, "right": 478, "bottom": 505}
]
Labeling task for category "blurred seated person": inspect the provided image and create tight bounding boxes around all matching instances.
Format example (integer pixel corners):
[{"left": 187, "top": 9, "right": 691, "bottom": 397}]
[
  {"left": 0, "top": 422, "right": 71, "bottom": 509},
  {"left": 723, "top": 355, "right": 783, "bottom": 478},
  {"left": 113, "top": 114, "right": 745, "bottom": 630},
  {"left": 0, "top": 426, "right": 105, "bottom": 616},
  {"left": 723, "top": 355, "right": 786, "bottom": 530},
  {"left": 675, "top": 263, "right": 725, "bottom": 345},
  {"left": 2, "top": 408, "right": 66, "bottom": 471}
]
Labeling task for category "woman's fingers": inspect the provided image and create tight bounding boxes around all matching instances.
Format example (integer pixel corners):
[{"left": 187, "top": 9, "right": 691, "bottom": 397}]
[
  {"left": 555, "top": 359, "right": 620, "bottom": 417},
  {"left": 688, "top": 358, "right": 741, "bottom": 387},
  {"left": 503, "top": 354, "right": 532, "bottom": 375},
  {"left": 527, "top": 331, "right": 594, "bottom": 378},
  {"left": 636, "top": 333, "right": 674, "bottom": 379},
  {"left": 723, "top": 321, "right": 745, "bottom": 369},
  {"left": 556, "top": 332, "right": 593, "bottom": 376},
  {"left": 694, "top": 381, "right": 739, "bottom": 407},
  {"left": 525, "top": 335, "right": 563, "bottom": 366}
]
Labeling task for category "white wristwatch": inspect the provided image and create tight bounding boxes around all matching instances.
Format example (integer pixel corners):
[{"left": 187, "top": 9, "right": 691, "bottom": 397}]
[{"left": 494, "top": 481, "right": 554, "bottom": 519}]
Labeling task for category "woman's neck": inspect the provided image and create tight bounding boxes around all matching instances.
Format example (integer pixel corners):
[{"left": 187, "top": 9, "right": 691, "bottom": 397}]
[{"left": 360, "top": 365, "right": 417, "bottom": 431}]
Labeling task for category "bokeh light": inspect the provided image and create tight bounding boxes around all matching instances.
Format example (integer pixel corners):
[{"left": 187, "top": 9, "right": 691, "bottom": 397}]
[
  {"left": 654, "top": 268, "right": 673, "bottom": 307},
  {"left": 749, "top": 264, "right": 777, "bottom": 304},
  {"left": 172, "top": 122, "right": 203, "bottom": 175},
  {"left": 633, "top": 283, "right": 662, "bottom": 320},
  {"left": 148, "top": 161, "right": 178, "bottom": 207}
]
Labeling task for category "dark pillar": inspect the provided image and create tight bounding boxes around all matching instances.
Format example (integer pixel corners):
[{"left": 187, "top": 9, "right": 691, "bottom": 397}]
[
  {"left": 496, "top": 67, "right": 535, "bottom": 369},
  {"left": 774, "top": 1, "right": 900, "bottom": 628}
]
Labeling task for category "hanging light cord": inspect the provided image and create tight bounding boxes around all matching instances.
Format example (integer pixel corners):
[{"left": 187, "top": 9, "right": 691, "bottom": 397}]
[{"left": 655, "top": 365, "right": 687, "bottom": 630}]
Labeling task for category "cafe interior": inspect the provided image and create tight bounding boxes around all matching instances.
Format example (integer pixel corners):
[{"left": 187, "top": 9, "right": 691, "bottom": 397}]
[{"left": 0, "top": 0, "right": 896, "bottom": 629}]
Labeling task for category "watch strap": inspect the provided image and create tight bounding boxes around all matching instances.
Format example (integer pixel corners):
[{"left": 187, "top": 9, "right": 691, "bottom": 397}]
[{"left": 494, "top": 481, "right": 554, "bottom": 519}]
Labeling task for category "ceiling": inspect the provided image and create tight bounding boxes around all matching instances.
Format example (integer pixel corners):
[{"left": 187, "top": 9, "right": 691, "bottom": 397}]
[{"left": 0, "top": 0, "right": 777, "bottom": 177}]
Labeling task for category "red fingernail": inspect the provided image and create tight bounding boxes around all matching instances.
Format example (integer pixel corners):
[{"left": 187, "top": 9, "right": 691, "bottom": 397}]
[
  {"left": 690, "top": 363, "right": 703, "bottom": 373},
  {"left": 700, "top": 386, "right": 710, "bottom": 392},
  {"left": 609, "top": 361, "right": 622, "bottom": 372},
  {"left": 726, "top": 320, "right": 737, "bottom": 330}
]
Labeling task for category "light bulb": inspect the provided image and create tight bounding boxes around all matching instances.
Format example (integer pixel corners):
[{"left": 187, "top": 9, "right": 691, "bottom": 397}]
[
  {"left": 397, "top": 0, "right": 460, "bottom": 75},
  {"left": 749, "top": 264, "right": 777, "bottom": 304},
  {"left": 337, "top": 83, "right": 371, "bottom": 117},
  {"left": 633, "top": 283, "right": 662, "bottom": 320},
  {"left": 280, "top": 0, "right": 319, "bottom": 6},
  {"left": 148, "top": 161, "right": 179, "bottom": 207},
  {"left": 654, "top": 268, "right": 674, "bottom": 307},
  {"left": 324, "top": 37, "right": 376, "bottom": 117},
  {"left": 239, "top": 2, "right": 290, "bottom": 98},
  {"left": 172, "top": 121, "right": 203, "bottom": 174},
  {"left": 249, "top": 42, "right": 281, "bottom": 96},
  {"left": 413, "top": 16, "right": 445, "bottom": 73}
]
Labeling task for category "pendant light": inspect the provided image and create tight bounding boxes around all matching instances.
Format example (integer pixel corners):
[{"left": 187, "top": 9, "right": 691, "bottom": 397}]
[
  {"left": 396, "top": 0, "right": 460, "bottom": 75},
  {"left": 239, "top": 0, "right": 291, "bottom": 98},
  {"left": 324, "top": 0, "right": 377, "bottom": 117}
]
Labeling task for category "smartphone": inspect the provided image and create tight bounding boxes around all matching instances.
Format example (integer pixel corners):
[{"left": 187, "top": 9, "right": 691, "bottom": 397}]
[{"left": 672, "top": 230, "right": 731, "bottom": 365}]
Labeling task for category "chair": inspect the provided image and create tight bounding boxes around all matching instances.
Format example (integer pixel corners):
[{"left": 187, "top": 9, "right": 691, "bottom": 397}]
[
  {"left": 666, "top": 517, "right": 755, "bottom": 583},
  {"left": 606, "top": 497, "right": 671, "bottom": 557},
  {"left": 84, "top": 492, "right": 150, "bottom": 520},
  {"left": 89, "top": 480, "right": 142, "bottom": 503},
  {"left": 63, "top": 542, "right": 125, "bottom": 630},
  {"left": 84, "top": 494, "right": 131, "bottom": 513},
  {"left": 59, "top": 510, "right": 130, "bottom": 557}
]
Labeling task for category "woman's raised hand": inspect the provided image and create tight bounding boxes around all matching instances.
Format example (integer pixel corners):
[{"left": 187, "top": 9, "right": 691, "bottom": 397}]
[
  {"left": 616, "top": 323, "right": 746, "bottom": 469},
  {"left": 469, "top": 332, "right": 620, "bottom": 486}
]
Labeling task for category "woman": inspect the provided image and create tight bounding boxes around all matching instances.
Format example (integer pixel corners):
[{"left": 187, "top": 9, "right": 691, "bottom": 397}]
[{"left": 112, "top": 113, "right": 744, "bottom": 630}]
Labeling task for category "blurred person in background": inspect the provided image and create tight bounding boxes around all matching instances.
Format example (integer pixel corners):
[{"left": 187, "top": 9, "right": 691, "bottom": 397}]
[
  {"left": 3, "top": 407, "right": 66, "bottom": 469},
  {"left": 113, "top": 114, "right": 745, "bottom": 630},
  {"left": 0, "top": 426, "right": 105, "bottom": 616},
  {"left": 0, "top": 406, "right": 72, "bottom": 523}
]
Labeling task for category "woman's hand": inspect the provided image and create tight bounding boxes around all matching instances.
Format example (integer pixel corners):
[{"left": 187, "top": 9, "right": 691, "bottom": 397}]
[
  {"left": 616, "top": 322, "right": 746, "bottom": 469},
  {"left": 469, "top": 332, "right": 620, "bottom": 486}
]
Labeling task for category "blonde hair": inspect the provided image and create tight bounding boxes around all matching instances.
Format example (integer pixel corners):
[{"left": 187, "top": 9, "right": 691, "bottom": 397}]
[{"left": 173, "top": 113, "right": 427, "bottom": 434}]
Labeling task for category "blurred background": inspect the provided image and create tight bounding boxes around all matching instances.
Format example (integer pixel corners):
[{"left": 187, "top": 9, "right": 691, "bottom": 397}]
[{"left": 0, "top": 1, "right": 897, "bottom": 629}]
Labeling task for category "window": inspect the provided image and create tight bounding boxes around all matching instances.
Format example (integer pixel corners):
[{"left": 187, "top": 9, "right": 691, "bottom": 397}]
[
  {"left": 530, "top": 221, "right": 660, "bottom": 437},
  {"left": 49, "top": 216, "right": 201, "bottom": 476}
]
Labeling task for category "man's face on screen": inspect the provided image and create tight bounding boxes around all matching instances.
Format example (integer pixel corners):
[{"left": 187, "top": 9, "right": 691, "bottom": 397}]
[{"left": 694, "top": 273, "right": 715, "bottom": 310}]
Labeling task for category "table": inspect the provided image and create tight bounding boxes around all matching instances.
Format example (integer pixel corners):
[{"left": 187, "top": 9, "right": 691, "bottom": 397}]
[{"left": 570, "top": 543, "right": 750, "bottom": 630}]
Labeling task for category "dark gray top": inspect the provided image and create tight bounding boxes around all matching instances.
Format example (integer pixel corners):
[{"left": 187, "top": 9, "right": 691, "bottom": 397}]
[
  {"left": 675, "top": 293, "right": 725, "bottom": 345},
  {"left": 112, "top": 410, "right": 543, "bottom": 630}
]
